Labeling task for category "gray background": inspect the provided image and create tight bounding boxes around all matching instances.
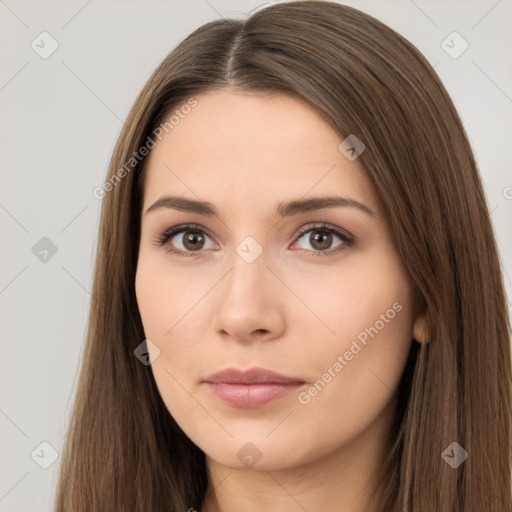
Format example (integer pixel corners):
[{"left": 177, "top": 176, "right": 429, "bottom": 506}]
[{"left": 1, "top": 0, "right": 511, "bottom": 510}]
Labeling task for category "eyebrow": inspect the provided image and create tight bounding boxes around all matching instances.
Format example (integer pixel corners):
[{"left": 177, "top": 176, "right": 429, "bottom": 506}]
[{"left": 144, "top": 195, "right": 376, "bottom": 218}]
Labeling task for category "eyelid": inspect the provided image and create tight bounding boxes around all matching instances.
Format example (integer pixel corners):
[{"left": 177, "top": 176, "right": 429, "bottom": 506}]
[
  {"left": 294, "top": 222, "right": 353, "bottom": 243},
  {"left": 153, "top": 222, "right": 217, "bottom": 248}
]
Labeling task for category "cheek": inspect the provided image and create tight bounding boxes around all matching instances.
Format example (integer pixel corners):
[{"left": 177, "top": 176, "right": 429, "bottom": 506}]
[
  {"left": 294, "top": 253, "right": 415, "bottom": 433},
  {"left": 135, "top": 257, "right": 207, "bottom": 412},
  {"left": 292, "top": 243, "right": 414, "bottom": 389},
  {"left": 135, "top": 251, "right": 202, "bottom": 339},
  {"left": 295, "top": 248, "right": 414, "bottom": 363}
]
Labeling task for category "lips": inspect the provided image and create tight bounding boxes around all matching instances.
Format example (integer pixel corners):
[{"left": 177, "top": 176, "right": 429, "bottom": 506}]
[
  {"left": 204, "top": 367, "right": 305, "bottom": 385},
  {"left": 203, "top": 367, "right": 306, "bottom": 408}
]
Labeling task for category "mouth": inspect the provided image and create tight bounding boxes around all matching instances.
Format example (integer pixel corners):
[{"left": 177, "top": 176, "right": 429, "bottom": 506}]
[{"left": 203, "top": 367, "right": 306, "bottom": 408}]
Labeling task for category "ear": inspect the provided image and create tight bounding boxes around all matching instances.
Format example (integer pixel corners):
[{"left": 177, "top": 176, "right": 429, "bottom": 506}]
[{"left": 412, "top": 313, "right": 430, "bottom": 344}]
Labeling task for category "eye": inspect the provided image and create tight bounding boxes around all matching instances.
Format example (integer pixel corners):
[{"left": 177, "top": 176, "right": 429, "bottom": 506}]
[
  {"left": 153, "top": 222, "right": 354, "bottom": 258},
  {"left": 291, "top": 223, "right": 354, "bottom": 257},
  {"left": 153, "top": 223, "right": 216, "bottom": 257}
]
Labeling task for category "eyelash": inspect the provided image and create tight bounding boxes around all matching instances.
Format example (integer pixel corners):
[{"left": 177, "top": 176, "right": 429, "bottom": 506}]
[{"left": 152, "top": 222, "right": 354, "bottom": 258}]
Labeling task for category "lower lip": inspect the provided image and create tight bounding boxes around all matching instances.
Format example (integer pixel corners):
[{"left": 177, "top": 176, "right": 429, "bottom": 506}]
[{"left": 205, "top": 382, "right": 304, "bottom": 408}]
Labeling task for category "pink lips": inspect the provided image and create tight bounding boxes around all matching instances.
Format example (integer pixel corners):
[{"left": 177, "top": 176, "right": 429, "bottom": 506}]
[{"left": 203, "top": 367, "right": 306, "bottom": 408}]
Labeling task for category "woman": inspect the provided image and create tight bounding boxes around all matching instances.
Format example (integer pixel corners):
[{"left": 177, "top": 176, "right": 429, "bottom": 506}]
[{"left": 53, "top": 1, "right": 512, "bottom": 511}]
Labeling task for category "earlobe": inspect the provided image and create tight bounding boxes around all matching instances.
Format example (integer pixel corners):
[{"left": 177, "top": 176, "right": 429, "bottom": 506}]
[{"left": 412, "top": 314, "right": 430, "bottom": 344}]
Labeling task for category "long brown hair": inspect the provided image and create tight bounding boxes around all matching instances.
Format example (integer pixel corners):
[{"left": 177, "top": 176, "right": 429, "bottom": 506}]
[{"left": 53, "top": 1, "right": 512, "bottom": 510}]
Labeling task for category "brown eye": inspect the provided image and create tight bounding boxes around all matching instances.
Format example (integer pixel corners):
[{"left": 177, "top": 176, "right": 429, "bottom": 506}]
[
  {"left": 308, "top": 230, "right": 333, "bottom": 251},
  {"left": 155, "top": 224, "right": 216, "bottom": 256},
  {"left": 292, "top": 223, "right": 354, "bottom": 257},
  {"left": 156, "top": 222, "right": 353, "bottom": 258},
  {"left": 181, "top": 230, "right": 206, "bottom": 251}
]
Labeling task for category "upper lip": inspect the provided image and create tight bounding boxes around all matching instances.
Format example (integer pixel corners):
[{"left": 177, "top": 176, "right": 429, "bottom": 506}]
[{"left": 203, "top": 367, "right": 305, "bottom": 385}]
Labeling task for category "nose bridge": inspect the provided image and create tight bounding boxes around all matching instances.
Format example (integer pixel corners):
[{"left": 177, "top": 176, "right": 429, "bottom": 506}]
[
  {"left": 228, "top": 234, "right": 269, "bottom": 295},
  {"left": 214, "top": 235, "right": 276, "bottom": 320},
  {"left": 216, "top": 206, "right": 283, "bottom": 298}
]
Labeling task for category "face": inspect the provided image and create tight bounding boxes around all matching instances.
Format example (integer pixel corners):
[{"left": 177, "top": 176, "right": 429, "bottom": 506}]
[{"left": 135, "top": 89, "right": 425, "bottom": 471}]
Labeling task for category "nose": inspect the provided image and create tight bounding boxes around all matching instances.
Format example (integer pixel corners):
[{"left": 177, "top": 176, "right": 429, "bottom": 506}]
[{"left": 212, "top": 248, "right": 286, "bottom": 344}]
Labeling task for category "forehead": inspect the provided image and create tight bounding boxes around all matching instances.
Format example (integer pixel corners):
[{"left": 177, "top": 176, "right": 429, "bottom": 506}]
[{"left": 142, "top": 90, "right": 383, "bottom": 218}]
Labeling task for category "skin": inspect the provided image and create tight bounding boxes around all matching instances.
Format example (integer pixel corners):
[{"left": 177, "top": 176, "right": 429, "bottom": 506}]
[{"left": 135, "top": 89, "right": 428, "bottom": 512}]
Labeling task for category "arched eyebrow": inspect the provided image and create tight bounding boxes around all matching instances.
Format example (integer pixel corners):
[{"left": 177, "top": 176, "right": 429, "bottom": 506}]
[{"left": 144, "top": 195, "right": 376, "bottom": 218}]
